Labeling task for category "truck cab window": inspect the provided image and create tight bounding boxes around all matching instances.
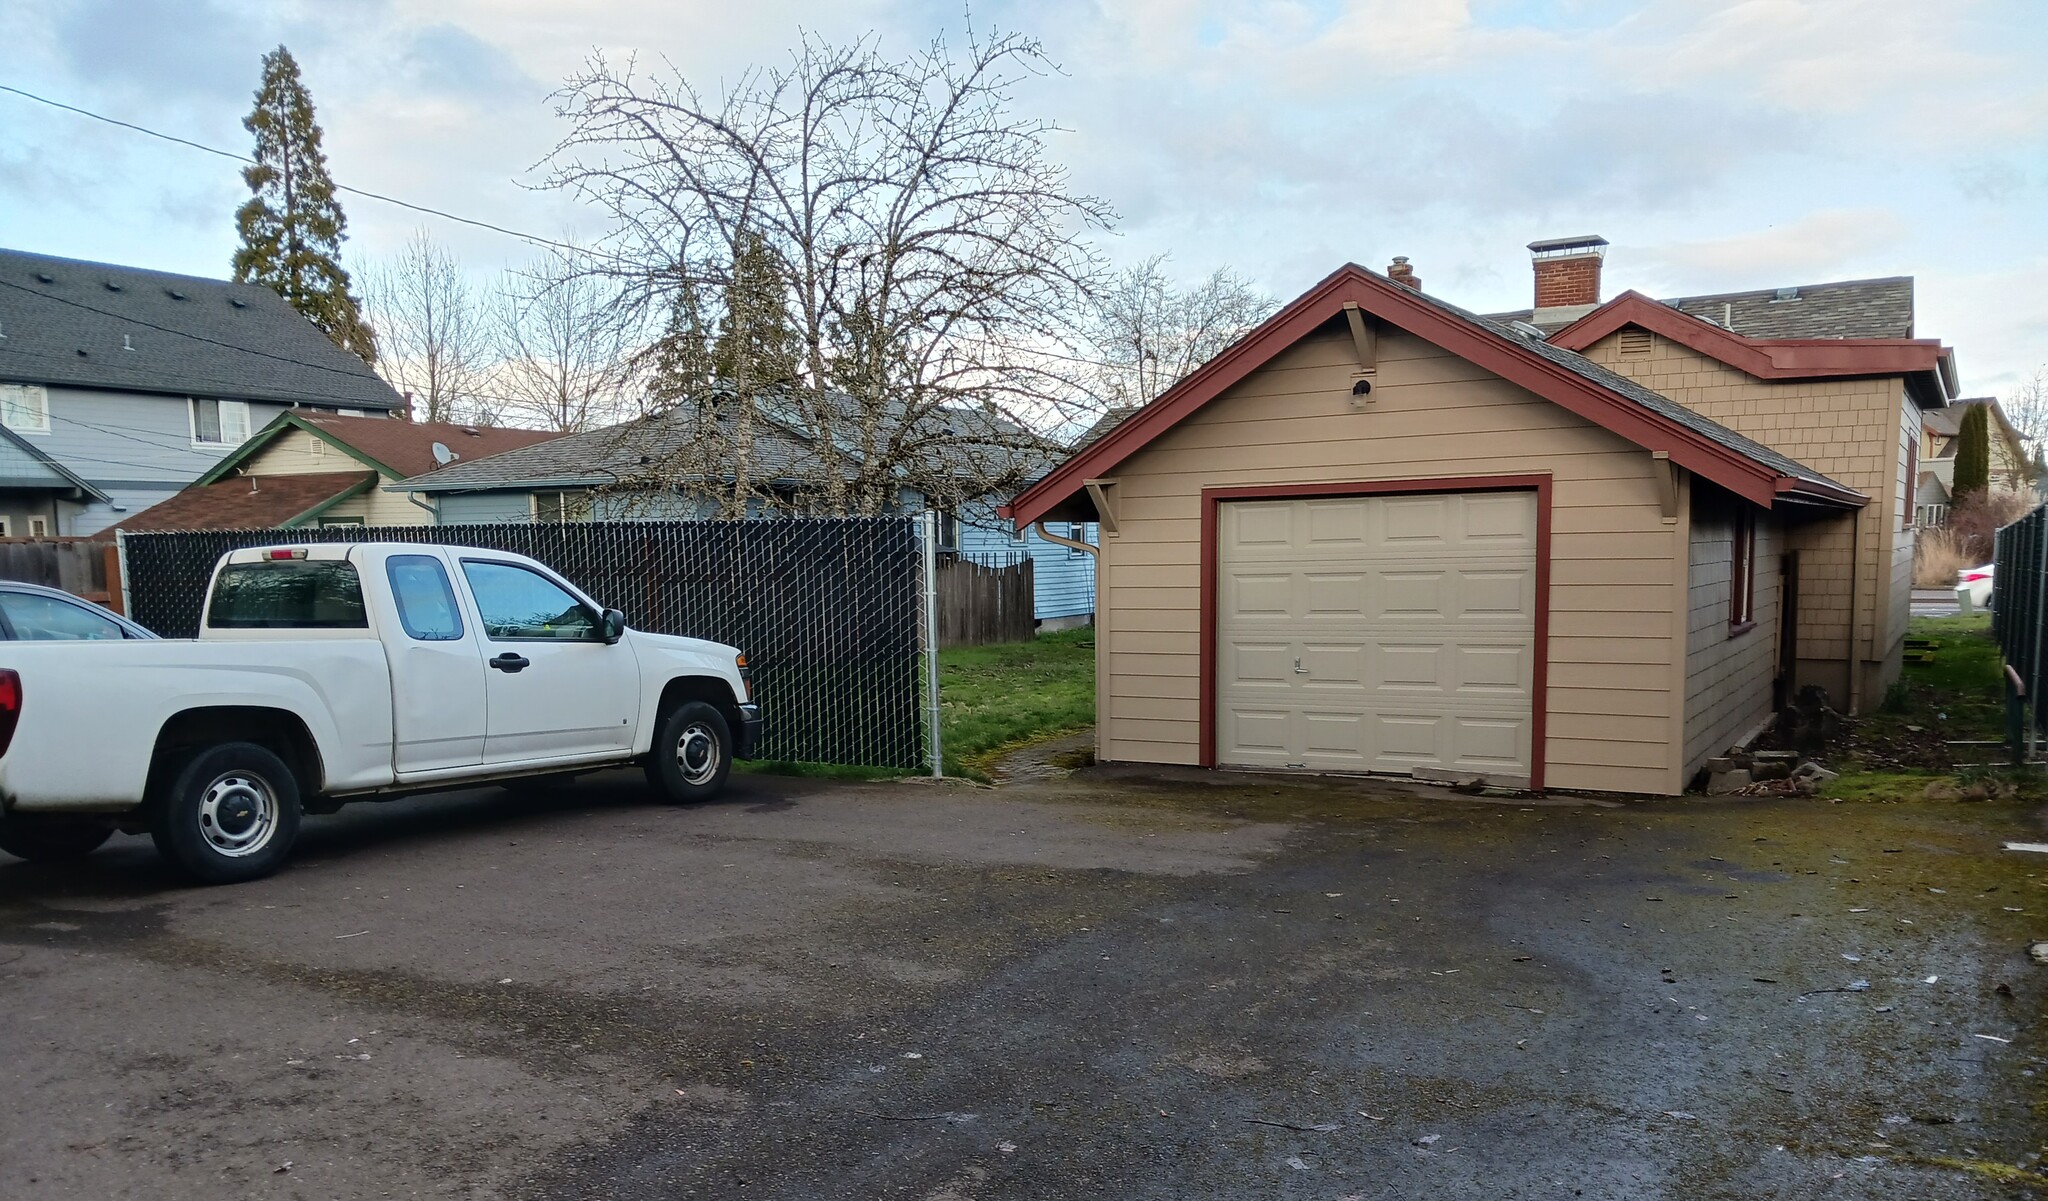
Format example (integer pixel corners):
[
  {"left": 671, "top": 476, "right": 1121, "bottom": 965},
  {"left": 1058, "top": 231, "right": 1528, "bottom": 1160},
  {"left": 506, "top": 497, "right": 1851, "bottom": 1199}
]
[
  {"left": 460, "top": 561, "right": 596, "bottom": 641},
  {"left": 209, "top": 561, "right": 368, "bottom": 629},
  {"left": 386, "top": 555, "right": 463, "bottom": 641}
]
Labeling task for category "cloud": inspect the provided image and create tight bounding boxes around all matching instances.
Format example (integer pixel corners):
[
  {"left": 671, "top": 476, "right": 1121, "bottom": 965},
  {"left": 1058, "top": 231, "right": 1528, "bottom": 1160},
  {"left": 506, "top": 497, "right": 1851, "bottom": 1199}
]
[
  {"left": 50, "top": 0, "right": 275, "bottom": 106},
  {"left": 1636, "top": 209, "right": 1911, "bottom": 286}
]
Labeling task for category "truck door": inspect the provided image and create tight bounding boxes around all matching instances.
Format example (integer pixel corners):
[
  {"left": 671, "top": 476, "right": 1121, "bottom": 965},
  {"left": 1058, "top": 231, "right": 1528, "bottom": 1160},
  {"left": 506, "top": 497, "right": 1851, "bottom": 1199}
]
[
  {"left": 457, "top": 558, "right": 638, "bottom": 764},
  {"left": 382, "top": 552, "right": 487, "bottom": 776}
]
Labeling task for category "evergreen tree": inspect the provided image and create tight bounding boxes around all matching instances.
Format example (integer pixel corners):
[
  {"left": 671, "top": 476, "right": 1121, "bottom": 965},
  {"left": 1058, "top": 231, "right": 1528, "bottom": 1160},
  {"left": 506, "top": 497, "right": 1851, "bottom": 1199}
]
[
  {"left": 643, "top": 276, "right": 716, "bottom": 412},
  {"left": 1954, "top": 403, "right": 1991, "bottom": 503},
  {"left": 232, "top": 46, "right": 376, "bottom": 363},
  {"left": 710, "top": 229, "right": 801, "bottom": 390}
]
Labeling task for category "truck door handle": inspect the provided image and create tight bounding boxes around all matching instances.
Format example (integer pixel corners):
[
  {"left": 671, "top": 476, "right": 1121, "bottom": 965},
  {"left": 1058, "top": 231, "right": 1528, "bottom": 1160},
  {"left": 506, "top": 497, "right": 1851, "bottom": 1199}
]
[{"left": 489, "top": 653, "right": 531, "bottom": 674}]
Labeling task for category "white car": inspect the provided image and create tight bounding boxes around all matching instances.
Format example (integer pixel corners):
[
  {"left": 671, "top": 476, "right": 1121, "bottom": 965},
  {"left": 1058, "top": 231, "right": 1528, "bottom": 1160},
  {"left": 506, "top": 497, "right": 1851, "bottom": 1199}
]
[
  {"left": 0, "top": 543, "right": 760, "bottom": 883},
  {"left": 1959, "top": 564, "right": 1995, "bottom": 610}
]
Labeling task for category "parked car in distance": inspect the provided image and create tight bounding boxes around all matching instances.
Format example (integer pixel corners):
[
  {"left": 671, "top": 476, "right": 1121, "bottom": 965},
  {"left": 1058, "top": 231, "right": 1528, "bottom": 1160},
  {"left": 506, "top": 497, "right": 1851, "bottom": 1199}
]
[
  {"left": 0, "top": 580, "right": 156, "bottom": 641},
  {"left": 0, "top": 543, "right": 761, "bottom": 883},
  {"left": 1960, "top": 564, "right": 1995, "bottom": 610}
]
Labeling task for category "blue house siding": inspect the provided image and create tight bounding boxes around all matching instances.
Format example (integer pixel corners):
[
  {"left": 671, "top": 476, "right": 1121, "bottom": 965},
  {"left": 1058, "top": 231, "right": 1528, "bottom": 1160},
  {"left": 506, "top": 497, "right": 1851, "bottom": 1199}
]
[
  {"left": 27, "top": 385, "right": 293, "bottom": 534},
  {"left": 957, "top": 502, "right": 1095, "bottom": 624},
  {"left": 434, "top": 491, "right": 542, "bottom": 525}
]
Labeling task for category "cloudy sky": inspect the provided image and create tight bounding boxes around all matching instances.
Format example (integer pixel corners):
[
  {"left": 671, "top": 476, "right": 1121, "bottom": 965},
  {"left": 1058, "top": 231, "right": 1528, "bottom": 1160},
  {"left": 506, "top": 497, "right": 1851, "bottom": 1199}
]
[{"left": 3, "top": 0, "right": 2044, "bottom": 394}]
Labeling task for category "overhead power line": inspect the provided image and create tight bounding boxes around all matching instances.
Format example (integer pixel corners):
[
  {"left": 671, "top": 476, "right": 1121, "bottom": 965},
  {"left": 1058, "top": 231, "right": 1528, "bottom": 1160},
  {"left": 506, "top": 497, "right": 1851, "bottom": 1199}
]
[{"left": 0, "top": 83, "right": 586, "bottom": 257}]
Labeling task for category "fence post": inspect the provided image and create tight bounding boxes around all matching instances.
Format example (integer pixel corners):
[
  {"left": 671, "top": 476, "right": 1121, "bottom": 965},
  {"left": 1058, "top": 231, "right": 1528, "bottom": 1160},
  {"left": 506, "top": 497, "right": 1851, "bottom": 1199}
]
[
  {"left": 922, "top": 511, "right": 944, "bottom": 777},
  {"left": 114, "top": 530, "right": 132, "bottom": 621}
]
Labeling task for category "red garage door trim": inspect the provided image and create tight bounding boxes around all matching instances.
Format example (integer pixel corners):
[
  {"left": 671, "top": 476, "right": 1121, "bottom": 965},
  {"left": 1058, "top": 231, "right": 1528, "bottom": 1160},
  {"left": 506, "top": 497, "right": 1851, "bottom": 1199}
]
[{"left": 1198, "top": 473, "right": 1553, "bottom": 791}]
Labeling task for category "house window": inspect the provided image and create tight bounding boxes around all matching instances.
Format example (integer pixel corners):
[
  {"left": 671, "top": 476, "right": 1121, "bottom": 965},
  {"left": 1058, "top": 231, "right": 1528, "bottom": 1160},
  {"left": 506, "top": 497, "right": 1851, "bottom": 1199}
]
[
  {"left": 1903, "top": 429, "right": 1918, "bottom": 531},
  {"left": 28, "top": 517, "right": 47, "bottom": 537},
  {"left": 192, "top": 398, "right": 251, "bottom": 445},
  {"left": 1730, "top": 508, "right": 1757, "bottom": 633},
  {"left": 0, "top": 384, "right": 49, "bottom": 433},
  {"left": 935, "top": 511, "right": 961, "bottom": 552},
  {"left": 321, "top": 515, "right": 365, "bottom": 528},
  {"left": 532, "top": 490, "right": 593, "bottom": 523},
  {"left": 1067, "top": 523, "right": 1089, "bottom": 557},
  {"left": 0, "top": 517, "right": 10, "bottom": 536},
  {"left": 1917, "top": 503, "right": 1949, "bottom": 528}
]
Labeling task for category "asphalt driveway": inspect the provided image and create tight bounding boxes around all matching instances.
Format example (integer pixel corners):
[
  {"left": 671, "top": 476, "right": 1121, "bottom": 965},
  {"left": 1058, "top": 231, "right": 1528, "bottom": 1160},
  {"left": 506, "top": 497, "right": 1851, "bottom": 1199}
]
[{"left": 2, "top": 764, "right": 2044, "bottom": 1199}]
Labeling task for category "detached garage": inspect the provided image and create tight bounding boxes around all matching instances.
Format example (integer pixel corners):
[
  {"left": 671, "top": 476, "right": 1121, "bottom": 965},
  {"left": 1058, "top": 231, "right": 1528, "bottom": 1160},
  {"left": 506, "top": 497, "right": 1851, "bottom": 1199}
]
[{"left": 1004, "top": 264, "right": 1865, "bottom": 796}]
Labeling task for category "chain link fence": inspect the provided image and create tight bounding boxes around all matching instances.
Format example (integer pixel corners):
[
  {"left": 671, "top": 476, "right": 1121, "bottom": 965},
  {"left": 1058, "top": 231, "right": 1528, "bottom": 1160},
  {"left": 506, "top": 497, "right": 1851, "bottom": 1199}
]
[
  {"left": 1994, "top": 506, "right": 2048, "bottom": 731},
  {"left": 120, "top": 518, "right": 927, "bottom": 769}
]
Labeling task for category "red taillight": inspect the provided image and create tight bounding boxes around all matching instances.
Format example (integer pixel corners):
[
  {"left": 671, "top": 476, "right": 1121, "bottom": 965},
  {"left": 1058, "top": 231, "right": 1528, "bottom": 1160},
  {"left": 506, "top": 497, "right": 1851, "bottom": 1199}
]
[
  {"left": 1962, "top": 571, "right": 1990, "bottom": 582},
  {"left": 0, "top": 669, "right": 19, "bottom": 759}
]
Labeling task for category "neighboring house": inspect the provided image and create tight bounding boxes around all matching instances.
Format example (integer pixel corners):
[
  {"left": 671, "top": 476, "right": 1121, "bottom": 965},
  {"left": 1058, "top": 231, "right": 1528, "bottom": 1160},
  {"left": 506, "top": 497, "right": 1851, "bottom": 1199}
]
[
  {"left": 1006, "top": 251, "right": 1956, "bottom": 797},
  {"left": 110, "top": 412, "right": 562, "bottom": 533},
  {"left": 1915, "top": 396, "right": 2032, "bottom": 525},
  {"left": 0, "top": 248, "right": 405, "bottom": 535},
  {"left": 388, "top": 398, "right": 1100, "bottom": 628}
]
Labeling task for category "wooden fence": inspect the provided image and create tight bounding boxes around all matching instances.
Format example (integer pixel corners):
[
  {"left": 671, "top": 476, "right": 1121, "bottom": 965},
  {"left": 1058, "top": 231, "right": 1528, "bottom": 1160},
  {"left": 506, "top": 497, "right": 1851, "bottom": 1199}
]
[
  {"left": 0, "top": 537, "right": 121, "bottom": 611},
  {"left": 937, "top": 554, "right": 1034, "bottom": 647}
]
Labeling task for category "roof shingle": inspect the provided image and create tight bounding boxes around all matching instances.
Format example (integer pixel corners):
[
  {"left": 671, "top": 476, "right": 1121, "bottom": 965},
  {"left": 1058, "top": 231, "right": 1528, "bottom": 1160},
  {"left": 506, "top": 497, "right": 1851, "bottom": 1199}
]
[
  {"left": 0, "top": 248, "right": 402, "bottom": 409},
  {"left": 111, "top": 471, "right": 377, "bottom": 533}
]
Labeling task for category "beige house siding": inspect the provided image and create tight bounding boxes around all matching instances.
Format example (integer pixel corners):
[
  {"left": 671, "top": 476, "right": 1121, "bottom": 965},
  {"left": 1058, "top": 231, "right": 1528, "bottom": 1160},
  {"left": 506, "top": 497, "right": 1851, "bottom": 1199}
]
[
  {"left": 240, "top": 428, "right": 425, "bottom": 526},
  {"left": 1098, "top": 321, "right": 1689, "bottom": 796},
  {"left": 1682, "top": 487, "right": 1781, "bottom": 779},
  {"left": 1582, "top": 331, "right": 1903, "bottom": 708}
]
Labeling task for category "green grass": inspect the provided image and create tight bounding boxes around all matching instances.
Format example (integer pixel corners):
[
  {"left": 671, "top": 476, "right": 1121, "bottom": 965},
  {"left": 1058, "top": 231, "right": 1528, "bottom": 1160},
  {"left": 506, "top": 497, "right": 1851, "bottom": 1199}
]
[
  {"left": 741, "top": 628, "right": 1098, "bottom": 782},
  {"left": 938, "top": 627, "right": 1096, "bottom": 778}
]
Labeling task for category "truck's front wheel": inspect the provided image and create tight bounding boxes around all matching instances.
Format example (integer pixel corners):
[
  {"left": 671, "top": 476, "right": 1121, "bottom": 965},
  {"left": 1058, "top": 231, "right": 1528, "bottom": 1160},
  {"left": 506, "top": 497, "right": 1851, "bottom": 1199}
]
[
  {"left": 150, "top": 743, "right": 302, "bottom": 885},
  {"left": 0, "top": 815, "right": 114, "bottom": 863},
  {"left": 644, "top": 702, "right": 733, "bottom": 804}
]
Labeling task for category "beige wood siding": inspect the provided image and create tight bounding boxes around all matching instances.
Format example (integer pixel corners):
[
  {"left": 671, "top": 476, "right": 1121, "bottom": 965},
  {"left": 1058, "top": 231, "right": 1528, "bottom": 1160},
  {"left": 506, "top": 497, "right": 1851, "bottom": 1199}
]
[
  {"left": 1682, "top": 484, "right": 1782, "bottom": 778},
  {"left": 1098, "top": 321, "right": 1687, "bottom": 795},
  {"left": 1581, "top": 331, "right": 1906, "bottom": 706},
  {"left": 242, "top": 428, "right": 427, "bottom": 526}
]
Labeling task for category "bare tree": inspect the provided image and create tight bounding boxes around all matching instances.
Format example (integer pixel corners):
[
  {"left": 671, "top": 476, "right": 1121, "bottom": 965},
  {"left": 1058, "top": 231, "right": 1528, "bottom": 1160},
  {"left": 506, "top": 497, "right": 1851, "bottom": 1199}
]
[
  {"left": 361, "top": 231, "right": 495, "bottom": 423},
  {"left": 1087, "top": 255, "right": 1273, "bottom": 409},
  {"left": 2004, "top": 363, "right": 2048, "bottom": 460},
  {"left": 493, "top": 256, "right": 636, "bottom": 432},
  {"left": 541, "top": 26, "right": 1114, "bottom": 515}
]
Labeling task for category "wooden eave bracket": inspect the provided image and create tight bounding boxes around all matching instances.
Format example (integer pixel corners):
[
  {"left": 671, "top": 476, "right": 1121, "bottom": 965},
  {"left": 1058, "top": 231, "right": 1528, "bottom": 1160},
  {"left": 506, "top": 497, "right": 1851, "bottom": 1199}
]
[
  {"left": 1652, "top": 450, "right": 1678, "bottom": 523},
  {"left": 1342, "top": 301, "right": 1378, "bottom": 376},
  {"left": 1084, "top": 478, "right": 1120, "bottom": 535}
]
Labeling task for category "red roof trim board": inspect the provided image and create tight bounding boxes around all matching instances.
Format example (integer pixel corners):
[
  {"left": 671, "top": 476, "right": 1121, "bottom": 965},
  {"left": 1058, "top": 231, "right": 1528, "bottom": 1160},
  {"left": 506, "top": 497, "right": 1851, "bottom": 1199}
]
[
  {"left": 1549, "top": 291, "right": 1954, "bottom": 384},
  {"left": 1004, "top": 265, "right": 1860, "bottom": 526}
]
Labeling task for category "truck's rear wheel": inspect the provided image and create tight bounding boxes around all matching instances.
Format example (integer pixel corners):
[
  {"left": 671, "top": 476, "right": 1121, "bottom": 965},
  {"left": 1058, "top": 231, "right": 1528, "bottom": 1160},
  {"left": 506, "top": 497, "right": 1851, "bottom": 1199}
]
[
  {"left": 150, "top": 742, "right": 302, "bottom": 885},
  {"left": 0, "top": 814, "right": 115, "bottom": 863},
  {"left": 644, "top": 701, "right": 733, "bottom": 804}
]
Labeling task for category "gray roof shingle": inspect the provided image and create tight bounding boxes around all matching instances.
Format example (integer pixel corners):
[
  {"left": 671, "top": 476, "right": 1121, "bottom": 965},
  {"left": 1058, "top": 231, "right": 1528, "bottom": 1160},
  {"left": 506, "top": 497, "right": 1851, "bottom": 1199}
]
[
  {"left": 0, "top": 248, "right": 402, "bottom": 409},
  {"left": 1486, "top": 276, "right": 1917, "bottom": 341}
]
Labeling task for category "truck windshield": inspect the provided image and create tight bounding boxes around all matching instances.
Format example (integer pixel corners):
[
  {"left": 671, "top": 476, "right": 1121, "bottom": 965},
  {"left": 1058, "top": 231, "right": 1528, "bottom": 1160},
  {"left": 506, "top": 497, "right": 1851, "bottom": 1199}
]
[{"left": 209, "top": 560, "right": 369, "bottom": 629}]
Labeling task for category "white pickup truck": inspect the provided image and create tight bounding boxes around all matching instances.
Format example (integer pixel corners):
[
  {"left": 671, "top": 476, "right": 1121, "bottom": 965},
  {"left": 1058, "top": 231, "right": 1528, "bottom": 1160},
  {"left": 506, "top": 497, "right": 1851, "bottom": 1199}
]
[{"left": 0, "top": 542, "right": 761, "bottom": 883}]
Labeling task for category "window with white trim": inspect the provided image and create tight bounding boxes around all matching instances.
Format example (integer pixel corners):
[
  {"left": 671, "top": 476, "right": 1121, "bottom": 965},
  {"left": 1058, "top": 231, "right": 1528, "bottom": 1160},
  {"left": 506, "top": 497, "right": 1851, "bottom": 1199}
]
[
  {"left": 532, "top": 490, "right": 593, "bottom": 523},
  {"left": 0, "top": 384, "right": 49, "bottom": 433},
  {"left": 1730, "top": 508, "right": 1757, "bottom": 632},
  {"left": 28, "top": 516, "right": 47, "bottom": 537},
  {"left": 191, "top": 398, "right": 251, "bottom": 445},
  {"left": 0, "top": 517, "right": 11, "bottom": 536}
]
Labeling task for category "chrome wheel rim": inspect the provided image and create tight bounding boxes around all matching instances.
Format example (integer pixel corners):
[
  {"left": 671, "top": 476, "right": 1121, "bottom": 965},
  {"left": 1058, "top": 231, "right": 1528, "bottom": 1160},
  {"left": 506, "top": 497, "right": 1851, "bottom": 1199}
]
[
  {"left": 197, "top": 771, "right": 279, "bottom": 858},
  {"left": 674, "top": 722, "right": 721, "bottom": 786}
]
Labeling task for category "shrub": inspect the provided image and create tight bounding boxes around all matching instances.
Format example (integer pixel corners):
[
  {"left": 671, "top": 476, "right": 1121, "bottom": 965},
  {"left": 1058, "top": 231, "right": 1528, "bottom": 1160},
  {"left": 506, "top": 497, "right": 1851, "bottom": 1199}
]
[
  {"left": 1947, "top": 485, "right": 2038, "bottom": 565},
  {"left": 1914, "top": 527, "right": 1970, "bottom": 587}
]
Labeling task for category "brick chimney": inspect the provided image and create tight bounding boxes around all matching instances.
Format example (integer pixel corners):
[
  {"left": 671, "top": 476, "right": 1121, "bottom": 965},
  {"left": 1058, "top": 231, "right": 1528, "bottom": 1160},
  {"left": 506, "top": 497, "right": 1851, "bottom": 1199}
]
[
  {"left": 1387, "top": 256, "right": 1421, "bottom": 291},
  {"left": 1528, "top": 235, "right": 1608, "bottom": 309}
]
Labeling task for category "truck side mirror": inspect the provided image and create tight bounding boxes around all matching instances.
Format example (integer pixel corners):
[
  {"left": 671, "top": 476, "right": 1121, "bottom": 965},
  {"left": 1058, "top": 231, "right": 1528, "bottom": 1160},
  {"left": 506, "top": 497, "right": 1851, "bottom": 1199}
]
[{"left": 601, "top": 608, "right": 627, "bottom": 645}]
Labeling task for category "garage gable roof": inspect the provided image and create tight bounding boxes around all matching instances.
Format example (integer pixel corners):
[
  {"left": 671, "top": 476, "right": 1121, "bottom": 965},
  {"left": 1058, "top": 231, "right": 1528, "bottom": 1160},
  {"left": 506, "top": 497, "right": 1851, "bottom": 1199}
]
[{"left": 1006, "top": 264, "right": 1863, "bottom": 526}]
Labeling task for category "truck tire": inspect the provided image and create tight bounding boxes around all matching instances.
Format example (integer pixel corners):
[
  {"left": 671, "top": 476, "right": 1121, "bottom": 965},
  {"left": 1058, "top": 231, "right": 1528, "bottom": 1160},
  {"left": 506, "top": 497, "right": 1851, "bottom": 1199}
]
[
  {"left": 150, "top": 742, "right": 303, "bottom": 885},
  {"left": 0, "top": 815, "right": 114, "bottom": 863},
  {"left": 644, "top": 701, "right": 733, "bottom": 804}
]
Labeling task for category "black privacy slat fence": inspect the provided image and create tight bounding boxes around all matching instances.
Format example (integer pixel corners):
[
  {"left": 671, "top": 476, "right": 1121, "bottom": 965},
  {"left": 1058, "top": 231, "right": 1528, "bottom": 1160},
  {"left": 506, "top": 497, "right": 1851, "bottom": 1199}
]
[
  {"left": 120, "top": 518, "right": 926, "bottom": 769},
  {"left": 1994, "top": 506, "right": 2048, "bottom": 730}
]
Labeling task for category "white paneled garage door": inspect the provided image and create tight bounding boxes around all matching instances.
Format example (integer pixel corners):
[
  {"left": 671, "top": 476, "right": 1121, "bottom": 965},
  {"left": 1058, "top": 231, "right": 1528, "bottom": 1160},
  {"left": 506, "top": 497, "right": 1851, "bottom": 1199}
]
[{"left": 1216, "top": 491, "right": 1538, "bottom": 780}]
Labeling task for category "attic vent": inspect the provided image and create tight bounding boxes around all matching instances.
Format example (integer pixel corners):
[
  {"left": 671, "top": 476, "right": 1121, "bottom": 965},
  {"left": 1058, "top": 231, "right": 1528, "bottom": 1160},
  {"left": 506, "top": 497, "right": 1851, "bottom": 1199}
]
[
  {"left": 1771, "top": 286, "right": 1800, "bottom": 303},
  {"left": 165, "top": 288, "right": 186, "bottom": 300},
  {"left": 33, "top": 272, "right": 53, "bottom": 284},
  {"left": 229, "top": 298, "right": 248, "bottom": 308},
  {"left": 1618, "top": 328, "right": 1654, "bottom": 358},
  {"left": 122, "top": 334, "right": 135, "bottom": 351},
  {"left": 103, "top": 281, "right": 122, "bottom": 292}
]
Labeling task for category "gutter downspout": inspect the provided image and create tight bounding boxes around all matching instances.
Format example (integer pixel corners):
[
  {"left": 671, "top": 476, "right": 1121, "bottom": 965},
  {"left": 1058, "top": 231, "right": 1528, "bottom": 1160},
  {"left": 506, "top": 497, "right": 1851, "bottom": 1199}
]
[
  {"left": 1847, "top": 510, "right": 1864, "bottom": 715},
  {"left": 404, "top": 491, "right": 439, "bottom": 520},
  {"left": 1032, "top": 521, "right": 1097, "bottom": 557}
]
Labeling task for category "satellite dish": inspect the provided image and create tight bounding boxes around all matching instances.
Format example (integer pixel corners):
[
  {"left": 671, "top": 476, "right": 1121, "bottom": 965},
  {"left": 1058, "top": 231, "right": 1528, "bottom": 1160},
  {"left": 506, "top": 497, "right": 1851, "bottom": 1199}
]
[{"left": 431, "top": 441, "right": 458, "bottom": 465}]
